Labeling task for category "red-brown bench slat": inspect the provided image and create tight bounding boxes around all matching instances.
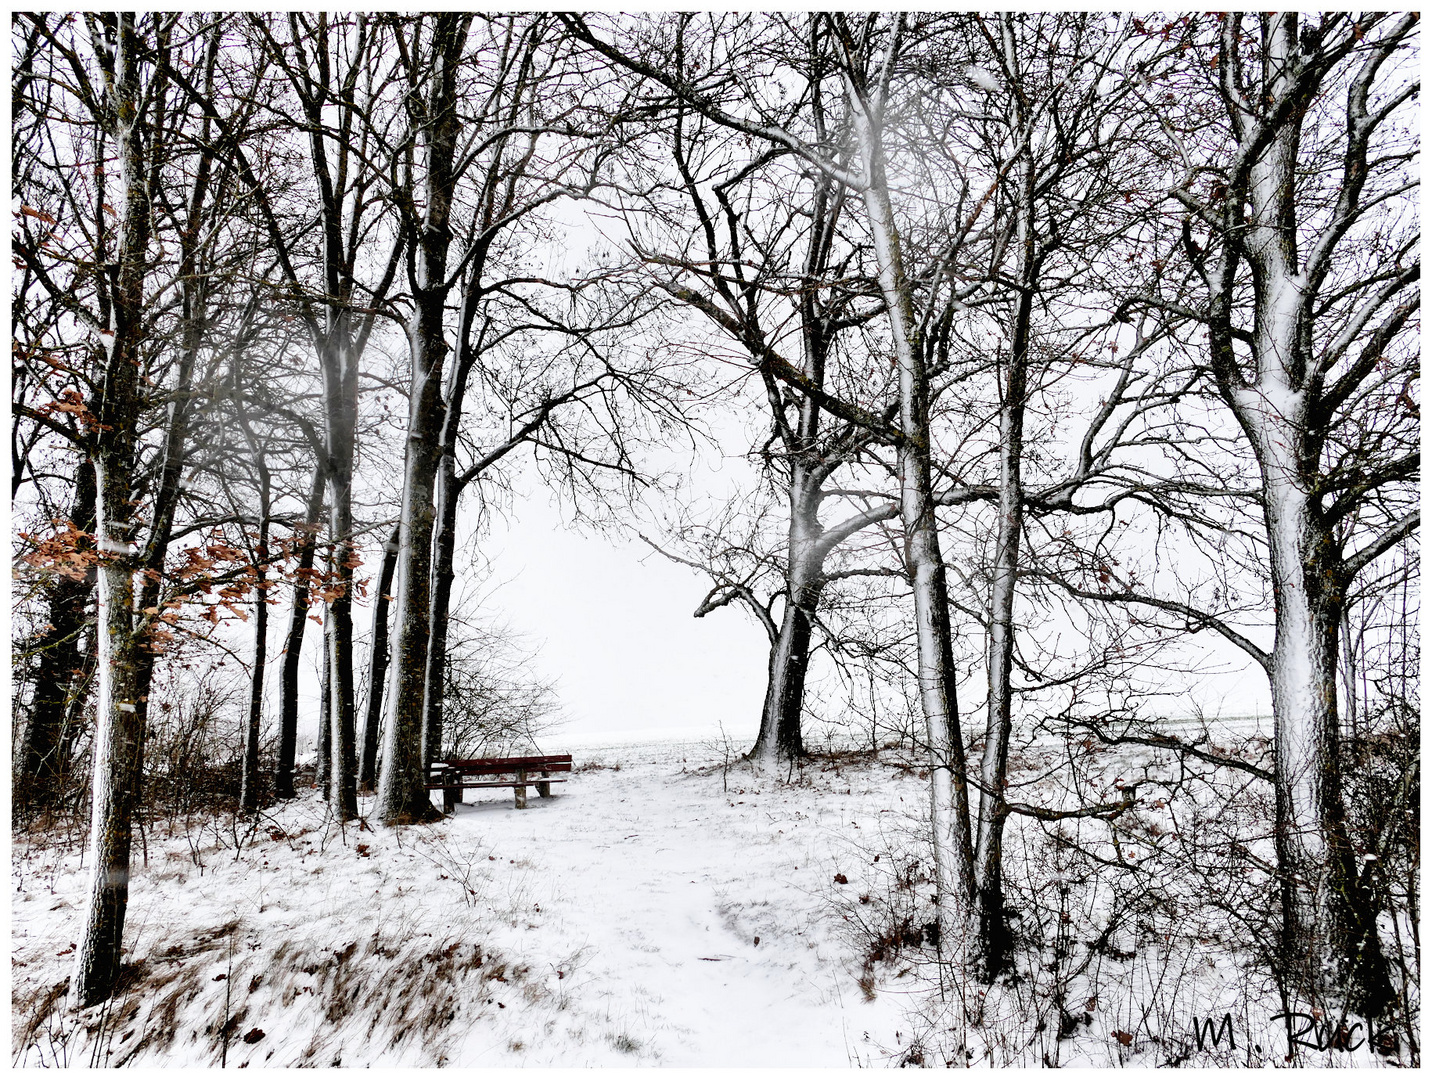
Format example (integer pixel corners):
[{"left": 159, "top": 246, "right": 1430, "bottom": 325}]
[{"left": 435, "top": 754, "right": 572, "bottom": 773}]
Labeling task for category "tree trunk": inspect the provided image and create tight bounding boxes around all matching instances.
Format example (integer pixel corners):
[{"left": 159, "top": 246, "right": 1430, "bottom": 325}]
[
  {"left": 750, "top": 469, "right": 822, "bottom": 765},
  {"left": 18, "top": 462, "right": 96, "bottom": 809},
  {"left": 748, "top": 226, "right": 831, "bottom": 767},
  {"left": 326, "top": 601, "right": 357, "bottom": 815},
  {"left": 850, "top": 66, "right": 976, "bottom": 940},
  {"left": 1261, "top": 465, "right": 1391, "bottom": 1011},
  {"left": 315, "top": 653, "right": 331, "bottom": 796},
  {"left": 359, "top": 526, "right": 400, "bottom": 790},
  {"left": 973, "top": 377, "right": 1027, "bottom": 981},
  {"left": 321, "top": 345, "right": 359, "bottom": 821},
  {"left": 974, "top": 134, "right": 1035, "bottom": 982},
  {"left": 72, "top": 11, "right": 150, "bottom": 1008},
  {"left": 1206, "top": 18, "right": 1396, "bottom": 1006},
  {"left": 751, "top": 580, "right": 819, "bottom": 764},
  {"left": 236, "top": 363, "right": 273, "bottom": 815},
  {"left": 74, "top": 455, "right": 146, "bottom": 1007},
  {"left": 376, "top": 345, "right": 446, "bottom": 823},
  {"left": 376, "top": 15, "right": 469, "bottom": 825},
  {"left": 239, "top": 551, "right": 269, "bottom": 814},
  {"left": 422, "top": 457, "right": 459, "bottom": 767},
  {"left": 275, "top": 465, "right": 324, "bottom": 799}
]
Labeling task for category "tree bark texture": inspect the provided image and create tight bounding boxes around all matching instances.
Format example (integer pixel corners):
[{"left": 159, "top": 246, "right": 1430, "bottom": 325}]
[
  {"left": 18, "top": 462, "right": 96, "bottom": 808},
  {"left": 359, "top": 526, "right": 400, "bottom": 790},
  {"left": 72, "top": 12, "right": 152, "bottom": 1008},
  {"left": 275, "top": 466, "right": 324, "bottom": 799},
  {"left": 376, "top": 14, "right": 470, "bottom": 824}
]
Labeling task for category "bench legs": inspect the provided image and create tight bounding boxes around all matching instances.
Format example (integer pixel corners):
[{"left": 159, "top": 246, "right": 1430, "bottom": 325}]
[{"left": 435, "top": 767, "right": 560, "bottom": 811}]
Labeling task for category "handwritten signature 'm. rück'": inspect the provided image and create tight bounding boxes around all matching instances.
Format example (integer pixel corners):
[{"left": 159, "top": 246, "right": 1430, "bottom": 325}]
[{"left": 1187, "top": 1012, "right": 1399, "bottom": 1057}]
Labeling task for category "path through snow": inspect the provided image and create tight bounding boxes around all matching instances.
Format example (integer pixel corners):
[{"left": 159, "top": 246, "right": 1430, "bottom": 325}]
[{"left": 460, "top": 741, "right": 912, "bottom": 1065}]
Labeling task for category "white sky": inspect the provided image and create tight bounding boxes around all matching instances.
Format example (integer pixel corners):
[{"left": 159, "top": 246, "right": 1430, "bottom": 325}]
[{"left": 480, "top": 488, "right": 770, "bottom": 749}]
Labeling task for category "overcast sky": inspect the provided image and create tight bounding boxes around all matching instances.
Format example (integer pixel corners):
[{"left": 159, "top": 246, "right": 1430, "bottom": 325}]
[{"left": 480, "top": 486, "right": 770, "bottom": 749}]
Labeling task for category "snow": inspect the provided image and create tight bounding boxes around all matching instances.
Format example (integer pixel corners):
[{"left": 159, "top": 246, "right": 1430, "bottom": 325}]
[
  {"left": 966, "top": 66, "right": 1002, "bottom": 93},
  {"left": 13, "top": 740, "right": 913, "bottom": 1067},
  {"left": 13, "top": 734, "right": 1413, "bottom": 1068}
]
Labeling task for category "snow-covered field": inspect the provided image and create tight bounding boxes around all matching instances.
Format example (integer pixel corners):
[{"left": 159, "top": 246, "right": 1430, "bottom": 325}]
[
  {"left": 12, "top": 735, "right": 1415, "bottom": 1068},
  {"left": 13, "top": 740, "right": 921, "bottom": 1067}
]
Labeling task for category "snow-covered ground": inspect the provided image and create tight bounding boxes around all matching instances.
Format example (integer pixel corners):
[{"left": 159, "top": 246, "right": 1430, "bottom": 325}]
[
  {"left": 13, "top": 740, "right": 920, "bottom": 1067},
  {"left": 12, "top": 735, "right": 1415, "bottom": 1068}
]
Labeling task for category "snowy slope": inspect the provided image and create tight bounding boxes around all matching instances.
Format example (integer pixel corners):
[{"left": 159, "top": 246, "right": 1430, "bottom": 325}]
[
  {"left": 12, "top": 740, "right": 917, "bottom": 1067},
  {"left": 13, "top": 734, "right": 1413, "bottom": 1068}
]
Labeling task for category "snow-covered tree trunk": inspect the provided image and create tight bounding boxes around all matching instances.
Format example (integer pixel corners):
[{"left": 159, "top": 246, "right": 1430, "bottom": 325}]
[
  {"left": 974, "top": 226, "right": 1033, "bottom": 983},
  {"left": 750, "top": 468, "right": 823, "bottom": 765},
  {"left": 376, "top": 15, "right": 470, "bottom": 825},
  {"left": 75, "top": 458, "right": 147, "bottom": 1008},
  {"left": 1189, "top": 14, "right": 1415, "bottom": 1011},
  {"left": 846, "top": 40, "right": 976, "bottom": 936},
  {"left": 973, "top": 71, "right": 1039, "bottom": 977},
  {"left": 72, "top": 12, "right": 152, "bottom": 1008}
]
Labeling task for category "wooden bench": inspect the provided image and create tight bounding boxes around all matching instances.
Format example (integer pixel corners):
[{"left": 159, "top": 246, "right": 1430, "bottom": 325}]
[{"left": 426, "top": 754, "right": 573, "bottom": 811}]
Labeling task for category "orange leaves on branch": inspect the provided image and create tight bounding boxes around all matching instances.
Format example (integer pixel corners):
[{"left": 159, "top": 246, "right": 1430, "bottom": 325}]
[
  {"left": 18, "top": 522, "right": 96, "bottom": 581},
  {"left": 312, "top": 581, "right": 349, "bottom": 603},
  {"left": 39, "top": 389, "right": 105, "bottom": 433},
  {"left": 173, "top": 540, "right": 248, "bottom": 581}
]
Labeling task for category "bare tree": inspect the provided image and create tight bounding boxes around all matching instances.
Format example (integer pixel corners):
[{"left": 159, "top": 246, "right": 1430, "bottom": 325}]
[
  {"left": 628, "top": 76, "right": 906, "bottom": 764},
  {"left": 16, "top": 11, "right": 200, "bottom": 1006},
  {"left": 1145, "top": 12, "right": 1419, "bottom": 1011},
  {"left": 560, "top": 12, "right": 984, "bottom": 937},
  {"left": 378, "top": 14, "right": 684, "bottom": 819},
  {"left": 375, "top": 12, "right": 475, "bottom": 823},
  {"left": 238, "top": 13, "right": 407, "bottom": 821}
]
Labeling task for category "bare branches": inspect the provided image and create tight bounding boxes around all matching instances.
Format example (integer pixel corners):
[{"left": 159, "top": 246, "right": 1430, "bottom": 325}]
[{"left": 637, "top": 531, "right": 780, "bottom": 643}]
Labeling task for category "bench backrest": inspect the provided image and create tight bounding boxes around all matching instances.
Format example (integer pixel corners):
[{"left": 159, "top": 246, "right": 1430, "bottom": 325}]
[{"left": 430, "top": 754, "right": 572, "bottom": 776}]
